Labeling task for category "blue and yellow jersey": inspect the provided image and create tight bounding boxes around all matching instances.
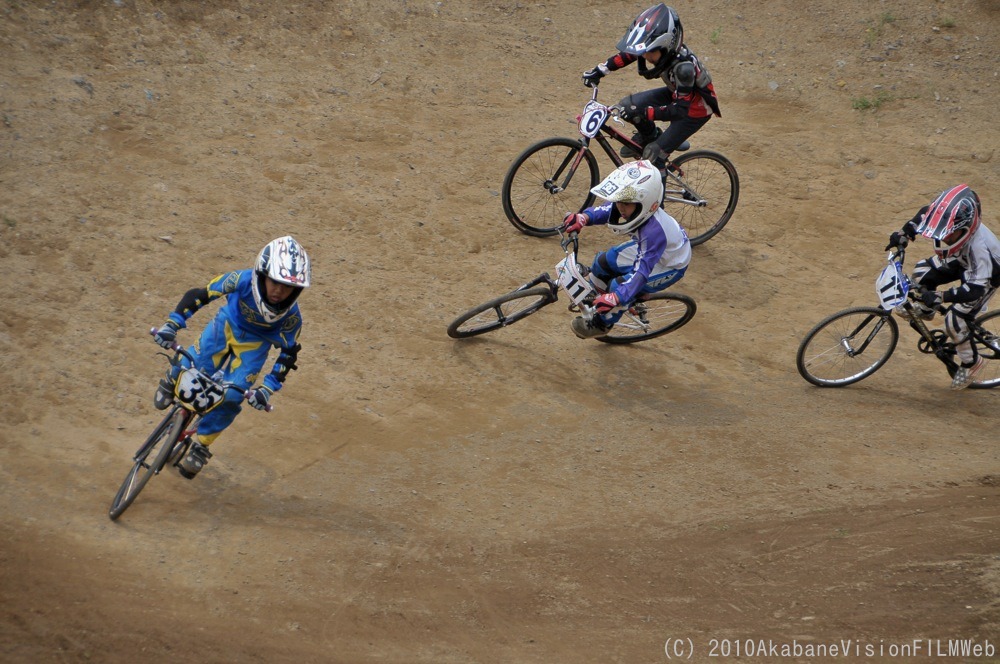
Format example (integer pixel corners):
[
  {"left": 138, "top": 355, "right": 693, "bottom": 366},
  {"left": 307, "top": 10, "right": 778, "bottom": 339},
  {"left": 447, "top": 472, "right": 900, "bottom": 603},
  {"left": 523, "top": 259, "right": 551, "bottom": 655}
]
[{"left": 169, "top": 269, "right": 302, "bottom": 349}]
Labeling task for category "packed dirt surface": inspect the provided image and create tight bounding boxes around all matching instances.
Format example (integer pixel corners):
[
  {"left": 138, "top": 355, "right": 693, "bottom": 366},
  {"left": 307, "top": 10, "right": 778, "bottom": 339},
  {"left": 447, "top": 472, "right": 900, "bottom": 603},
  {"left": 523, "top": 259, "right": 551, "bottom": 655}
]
[{"left": 2, "top": 1, "right": 999, "bottom": 661}]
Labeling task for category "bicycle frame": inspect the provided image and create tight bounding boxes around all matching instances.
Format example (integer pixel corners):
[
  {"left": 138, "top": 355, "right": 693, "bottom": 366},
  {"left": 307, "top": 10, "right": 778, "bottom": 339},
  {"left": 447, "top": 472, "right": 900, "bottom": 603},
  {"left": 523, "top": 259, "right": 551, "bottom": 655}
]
[{"left": 574, "top": 87, "right": 711, "bottom": 211}]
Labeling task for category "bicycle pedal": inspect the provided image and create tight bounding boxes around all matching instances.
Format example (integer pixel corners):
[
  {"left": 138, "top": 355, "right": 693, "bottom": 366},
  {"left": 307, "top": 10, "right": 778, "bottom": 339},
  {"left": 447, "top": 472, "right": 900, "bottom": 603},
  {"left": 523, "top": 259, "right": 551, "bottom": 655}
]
[{"left": 568, "top": 303, "right": 581, "bottom": 313}]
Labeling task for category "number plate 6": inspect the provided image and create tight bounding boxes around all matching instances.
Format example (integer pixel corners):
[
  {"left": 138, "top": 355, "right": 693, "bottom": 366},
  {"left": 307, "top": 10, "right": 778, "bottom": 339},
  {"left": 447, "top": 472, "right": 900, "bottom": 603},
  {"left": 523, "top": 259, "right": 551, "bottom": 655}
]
[{"left": 579, "top": 101, "right": 608, "bottom": 139}]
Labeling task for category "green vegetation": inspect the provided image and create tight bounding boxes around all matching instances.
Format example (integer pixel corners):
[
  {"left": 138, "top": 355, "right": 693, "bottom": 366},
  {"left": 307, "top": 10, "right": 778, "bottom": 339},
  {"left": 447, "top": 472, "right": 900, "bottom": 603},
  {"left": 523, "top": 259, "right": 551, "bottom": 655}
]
[
  {"left": 852, "top": 91, "right": 893, "bottom": 111},
  {"left": 2, "top": 214, "right": 15, "bottom": 228},
  {"left": 709, "top": 27, "right": 722, "bottom": 44},
  {"left": 864, "top": 12, "right": 897, "bottom": 46},
  {"left": 938, "top": 16, "right": 956, "bottom": 28}
]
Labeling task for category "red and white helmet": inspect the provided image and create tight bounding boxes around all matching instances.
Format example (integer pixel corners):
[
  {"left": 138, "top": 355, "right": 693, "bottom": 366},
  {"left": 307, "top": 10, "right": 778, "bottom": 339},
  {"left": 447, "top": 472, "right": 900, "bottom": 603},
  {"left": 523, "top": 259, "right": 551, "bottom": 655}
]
[
  {"left": 590, "top": 160, "right": 664, "bottom": 234},
  {"left": 916, "top": 185, "right": 981, "bottom": 258},
  {"left": 252, "top": 236, "right": 311, "bottom": 323}
]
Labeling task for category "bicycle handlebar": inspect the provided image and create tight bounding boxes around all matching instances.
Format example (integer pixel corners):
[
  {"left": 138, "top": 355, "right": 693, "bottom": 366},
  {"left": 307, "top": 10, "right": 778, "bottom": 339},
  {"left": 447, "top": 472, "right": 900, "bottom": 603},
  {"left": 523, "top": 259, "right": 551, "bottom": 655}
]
[{"left": 148, "top": 327, "right": 273, "bottom": 412}]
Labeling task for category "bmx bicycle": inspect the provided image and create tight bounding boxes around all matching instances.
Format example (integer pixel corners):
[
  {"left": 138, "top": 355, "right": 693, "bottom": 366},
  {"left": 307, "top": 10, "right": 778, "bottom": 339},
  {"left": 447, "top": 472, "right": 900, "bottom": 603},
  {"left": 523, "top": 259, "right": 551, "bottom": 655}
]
[
  {"left": 447, "top": 231, "right": 696, "bottom": 344},
  {"left": 500, "top": 85, "right": 739, "bottom": 245},
  {"left": 108, "top": 331, "right": 271, "bottom": 520},
  {"left": 796, "top": 245, "right": 1000, "bottom": 388}
]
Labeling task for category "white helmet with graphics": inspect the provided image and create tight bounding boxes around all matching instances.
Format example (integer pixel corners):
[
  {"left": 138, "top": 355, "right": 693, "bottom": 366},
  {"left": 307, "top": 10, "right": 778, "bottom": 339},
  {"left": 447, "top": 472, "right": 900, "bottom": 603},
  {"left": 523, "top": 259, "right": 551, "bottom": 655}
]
[
  {"left": 590, "top": 160, "right": 664, "bottom": 234},
  {"left": 252, "top": 235, "right": 311, "bottom": 323}
]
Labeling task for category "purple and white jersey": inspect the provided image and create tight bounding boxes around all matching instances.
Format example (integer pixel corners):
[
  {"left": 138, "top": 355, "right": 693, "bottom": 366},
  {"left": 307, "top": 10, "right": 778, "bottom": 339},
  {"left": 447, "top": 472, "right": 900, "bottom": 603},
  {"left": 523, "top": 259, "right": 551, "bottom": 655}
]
[{"left": 586, "top": 203, "right": 691, "bottom": 304}]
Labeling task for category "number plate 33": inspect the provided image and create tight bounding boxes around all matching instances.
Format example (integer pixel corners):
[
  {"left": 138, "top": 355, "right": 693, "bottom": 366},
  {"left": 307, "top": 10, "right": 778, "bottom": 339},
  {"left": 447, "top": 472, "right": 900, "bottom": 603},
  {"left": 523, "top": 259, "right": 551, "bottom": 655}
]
[{"left": 174, "top": 368, "right": 227, "bottom": 414}]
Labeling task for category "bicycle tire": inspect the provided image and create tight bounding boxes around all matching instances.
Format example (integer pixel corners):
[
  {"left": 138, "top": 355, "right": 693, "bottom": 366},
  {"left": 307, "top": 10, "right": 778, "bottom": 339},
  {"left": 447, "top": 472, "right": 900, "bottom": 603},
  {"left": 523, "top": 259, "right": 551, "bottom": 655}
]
[
  {"left": 598, "top": 292, "right": 697, "bottom": 344},
  {"left": 666, "top": 150, "right": 739, "bottom": 246},
  {"left": 501, "top": 137, "right": 600, "bottom": 238},
  {"left": 796, "top": 307, "right": 899, "bottom": 387},
  {"left": 447, "top": 286, "right": 555, "bottom": 338},
  {"left": 969, "top": 310, "right": 1000, "bottom": 389},
  {"left": 108, "top": 408, "right": 187, "bottom": 520}
]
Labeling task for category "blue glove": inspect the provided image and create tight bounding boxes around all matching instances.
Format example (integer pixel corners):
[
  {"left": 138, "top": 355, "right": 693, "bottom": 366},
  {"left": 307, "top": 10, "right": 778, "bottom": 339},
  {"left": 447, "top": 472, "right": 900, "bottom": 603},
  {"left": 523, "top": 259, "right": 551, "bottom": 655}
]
[
  {"left": 247, "top": 386, "right": 273, "bottom": 411},
  {"left": 152, "top": 320, "right": 180, "bottom": 349}
]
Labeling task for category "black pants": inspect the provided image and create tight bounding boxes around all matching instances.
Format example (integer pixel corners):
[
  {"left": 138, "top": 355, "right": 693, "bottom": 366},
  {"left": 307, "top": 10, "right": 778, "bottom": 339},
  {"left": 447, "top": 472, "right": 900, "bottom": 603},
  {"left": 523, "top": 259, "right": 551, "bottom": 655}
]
[{"left": 619, "top": 89, "right": 712, "bottom": 155}]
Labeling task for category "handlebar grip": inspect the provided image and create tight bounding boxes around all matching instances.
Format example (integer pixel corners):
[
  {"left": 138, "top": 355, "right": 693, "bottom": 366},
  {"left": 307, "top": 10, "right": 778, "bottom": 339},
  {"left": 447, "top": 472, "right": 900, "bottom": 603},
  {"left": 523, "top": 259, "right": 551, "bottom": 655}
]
[
  {"left": 150, "top": 326, "right": 182, "bottom": 351},
  {"left": 243, "top": 390, "right": 274, "bottom": 412}
]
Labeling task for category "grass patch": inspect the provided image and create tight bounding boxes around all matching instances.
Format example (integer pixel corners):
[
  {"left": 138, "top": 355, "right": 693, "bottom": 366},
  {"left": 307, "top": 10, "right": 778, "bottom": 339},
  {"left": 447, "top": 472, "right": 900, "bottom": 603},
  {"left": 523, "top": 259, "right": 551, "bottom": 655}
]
[
  {"left": 864, "top": 12, "right": 897, "bottom": 46},
  {"left": 2, "top": 214, "right": 15, "bottom": 228},
  {"left": 709, "top": 27, "right": 722, "bottom": 44},
  {"left": 852, "top": 90, "right": 893, "bottom": 111},
  {"left": 938, "top": 16, "right": 956, "bottom": 28}
]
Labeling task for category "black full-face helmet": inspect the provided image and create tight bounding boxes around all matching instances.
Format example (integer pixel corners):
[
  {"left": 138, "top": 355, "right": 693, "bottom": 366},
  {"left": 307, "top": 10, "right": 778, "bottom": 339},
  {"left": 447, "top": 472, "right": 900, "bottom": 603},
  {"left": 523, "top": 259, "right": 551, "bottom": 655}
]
[{"left": 616, "top": 4, "right": 683, "bottom": 78}]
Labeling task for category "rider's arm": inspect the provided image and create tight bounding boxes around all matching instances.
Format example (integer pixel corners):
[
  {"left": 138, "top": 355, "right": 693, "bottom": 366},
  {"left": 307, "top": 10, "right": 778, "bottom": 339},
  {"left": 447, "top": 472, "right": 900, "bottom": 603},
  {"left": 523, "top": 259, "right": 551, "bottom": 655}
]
[
  {"left": 262, "top": 341, "right": 302, "bottom": 393},
  {"left": 583, "top": 202, "right": 614, "bottom": 226},
  {"left": 165, "top": 287, "right": 210, "bottom": 328},
  {"left": 942, "top": 282, "right": 987, "bottom": 304},
  {"left": 602, "top": 52, "right": 639, "bottom": 73},
  {"left": 166, "top": 271, "right": 238, "bottom": 328}
]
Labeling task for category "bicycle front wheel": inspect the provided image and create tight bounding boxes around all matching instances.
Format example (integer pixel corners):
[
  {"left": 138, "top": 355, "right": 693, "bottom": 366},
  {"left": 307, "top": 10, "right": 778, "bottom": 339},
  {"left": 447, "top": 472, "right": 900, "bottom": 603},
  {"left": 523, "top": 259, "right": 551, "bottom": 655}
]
[
  {"left": 666, "top": 150, "right": 739, "bottom": 246},
  {"left": 970, "top": 310, "right": 1000, "bottom": 389},
  {"left": 599, "top": 292, "right": 697, "bottom": 344},
  {"left": 109, "top": 408, "right": 188, "bottom": 520},
  {"left": 796, "top": 307, "right": 899, "bottom": 387},
  {"left": 501, "top": 137, "right": 600, "bottom": 237},
  {"left": 447, "top": 286, "right": 555, "bottom": 338}
]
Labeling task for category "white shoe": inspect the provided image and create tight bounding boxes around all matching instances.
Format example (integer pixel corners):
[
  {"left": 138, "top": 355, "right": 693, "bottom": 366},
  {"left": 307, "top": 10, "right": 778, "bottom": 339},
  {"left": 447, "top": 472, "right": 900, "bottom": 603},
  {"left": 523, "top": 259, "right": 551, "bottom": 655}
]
[
  {"left": 571, "top": 316, "right": 609, "bottom": 339},
  {"left": 950, "top": 357, "right": 985, "bottom": 390}
]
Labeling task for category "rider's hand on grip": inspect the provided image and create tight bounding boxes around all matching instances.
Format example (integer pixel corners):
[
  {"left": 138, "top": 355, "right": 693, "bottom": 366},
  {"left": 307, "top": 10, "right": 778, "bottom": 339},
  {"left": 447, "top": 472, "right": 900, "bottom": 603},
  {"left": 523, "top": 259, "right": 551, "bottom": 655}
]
[
  {"left": 593, "top": 292, "right": 619, "bottom": 314},
  {"left": 920, "top": 290, "right": 944, "bottom": 310},
  {"left": 152, "top": 321, "right": 180, "bottom": 349},
  {"left": 582, "top": 67, "right": 605, "bottom": 88},
  {"left": 884, "top": 231, "right": 910, "bottom": 251},
  {"left": 620, "top": 104, "right": 650, "bottom": 123},
  {"left": 247, "top": 386, "right": 273, "bottom": 411},
  {"left": 562, "top": 212, "right": 588, "bottom": 234}
]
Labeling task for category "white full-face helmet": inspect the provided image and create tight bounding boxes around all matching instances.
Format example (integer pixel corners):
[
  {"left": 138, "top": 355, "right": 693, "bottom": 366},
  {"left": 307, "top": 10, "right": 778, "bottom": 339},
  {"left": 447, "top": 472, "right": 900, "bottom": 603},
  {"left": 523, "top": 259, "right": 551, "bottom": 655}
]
[
  {"left": 251, "top": 236, "right": 311, "bottom": 323},
  {"left": 590, "top": 160, "right": 664, "bottom": 234}
]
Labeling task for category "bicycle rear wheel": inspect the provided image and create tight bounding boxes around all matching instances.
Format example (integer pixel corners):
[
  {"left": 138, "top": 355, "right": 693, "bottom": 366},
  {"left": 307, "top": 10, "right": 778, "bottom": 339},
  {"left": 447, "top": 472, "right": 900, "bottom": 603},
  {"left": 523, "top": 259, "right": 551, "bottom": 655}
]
[
  {"left": 501, "top": 137, "right": 600, "bottom": 237},
  {"left": 599, "top": 292, "right": 697, "bottom": 344},
  {"left": 448, "top": 286, "right": 555, "bottom": 338},
  {"left": 666, "top": 150, "right": 739, "bottom": 246},
  {"left": 970, "top": 310, "right": 1000, "bottom": 389},
  {"left": 108, "top": 408, "right": 188, "bottom": 520},
  {"left": 796, "top": 307, "right": 898, "bottom": 387}
]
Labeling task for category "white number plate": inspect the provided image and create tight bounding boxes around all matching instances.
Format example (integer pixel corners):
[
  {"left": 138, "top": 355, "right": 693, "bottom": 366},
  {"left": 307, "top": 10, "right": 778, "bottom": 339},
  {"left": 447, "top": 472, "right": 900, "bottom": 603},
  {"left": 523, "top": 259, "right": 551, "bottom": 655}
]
[
  {"left": 579, "top": 101, "right": 608, "bottom": 139},
  {"left": 556, "top": 257, "right": 594, "bottom": 305},
  {"left": 175, "top": 368, "right": 227, "bottom": 414},
  {"left": 875, "top": 261, "right": 908, "bottom": 309}
]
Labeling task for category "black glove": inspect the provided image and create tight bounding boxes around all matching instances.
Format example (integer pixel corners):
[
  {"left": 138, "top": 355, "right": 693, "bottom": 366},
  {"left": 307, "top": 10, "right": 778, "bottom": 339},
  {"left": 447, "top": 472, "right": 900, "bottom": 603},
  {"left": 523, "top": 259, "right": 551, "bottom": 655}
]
[
  {"left": 884, "top": 231, "right": 909, "bottom": 251},
  {"left": 152, "top": 320, "right": 180, "bottom": 349},
  {"left": 920, "top": 290, "right": 944, "bottom": 309},
  {"left": 247, "top": 386, "right": 273, "bottom": 411},
  {"left": 619, "top": 104, "right": 651, "bottom": 123},
  {"left": 582, "top": 66, "right": 605, "bottom": 88},
  {"left": 272, "top": 343, "right": 302, "bottom": 384}
]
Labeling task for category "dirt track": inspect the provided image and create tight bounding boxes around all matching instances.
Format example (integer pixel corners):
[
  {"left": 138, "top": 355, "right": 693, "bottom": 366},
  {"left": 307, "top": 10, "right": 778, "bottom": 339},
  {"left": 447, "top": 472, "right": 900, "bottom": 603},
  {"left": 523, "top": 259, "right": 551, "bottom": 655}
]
[{"left": 2, "top": 1, "right": 999, "bottom": 662}]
